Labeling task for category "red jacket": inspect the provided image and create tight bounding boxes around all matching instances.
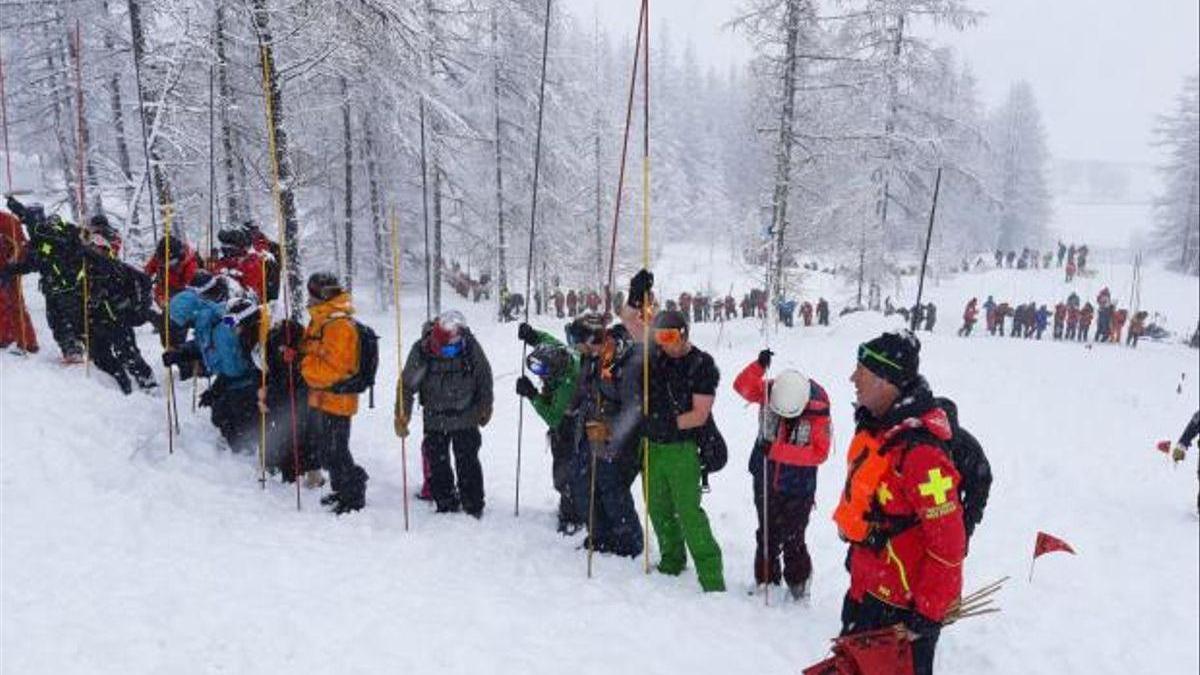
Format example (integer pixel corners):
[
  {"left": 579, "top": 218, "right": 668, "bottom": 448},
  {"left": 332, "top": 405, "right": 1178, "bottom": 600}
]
[
  {"left": 844, "top": 401, "right": 965, "bottom": 622},
  {"left": 144, "top": 246, "right": 200, "bottom": 307},
  {"left": 962, "top": 300, "right": 977, "bottom": 323},
  {"left": 733, "top": 361, "right": 831, "bottom": 496},
  {"left": 213, "top": 250, "right": 267, "bottom": 300}
]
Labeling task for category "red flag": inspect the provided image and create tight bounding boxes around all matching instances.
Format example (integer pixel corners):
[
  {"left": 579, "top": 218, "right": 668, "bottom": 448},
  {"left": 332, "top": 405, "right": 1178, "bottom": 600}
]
[
  {"left": 1034, "top": 531, "right": 1076, "bottom": 558},
  {"left": 1157, "top": 440, "right": 1172, "bottom": 453}
]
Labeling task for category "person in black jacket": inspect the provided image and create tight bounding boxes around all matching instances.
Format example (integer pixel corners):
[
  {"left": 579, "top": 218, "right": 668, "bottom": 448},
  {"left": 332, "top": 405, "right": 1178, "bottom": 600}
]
[
  {"left": 395, "top": 310, "right": 494, "bottom": 517},
  {"left": 1, "top": 197, "right": 86, "bottom": 361},
  {"left": 261, "top": 318, "right": 321, "bottom": 487},
  {"left": 82, "top": 245, "right": 156, "bottom": 394}
]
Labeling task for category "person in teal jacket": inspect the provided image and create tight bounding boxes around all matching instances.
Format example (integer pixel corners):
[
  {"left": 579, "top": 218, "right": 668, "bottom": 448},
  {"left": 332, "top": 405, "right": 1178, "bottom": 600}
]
[{"left": 515, "top": 322, "right": 584, "bottom": 533}]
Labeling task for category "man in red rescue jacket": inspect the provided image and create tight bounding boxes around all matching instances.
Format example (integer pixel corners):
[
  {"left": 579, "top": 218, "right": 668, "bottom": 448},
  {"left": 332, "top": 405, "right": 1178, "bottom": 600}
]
[
  {"left": 834, "top": 330, "right": 965, "bottom": 675},
  {"left": 733, "top": 349, "right": 830, "bottom": 601}
]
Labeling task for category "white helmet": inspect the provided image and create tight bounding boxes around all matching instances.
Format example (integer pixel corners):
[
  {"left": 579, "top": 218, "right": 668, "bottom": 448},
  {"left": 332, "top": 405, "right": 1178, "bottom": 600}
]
[{"left": 768, "top": 370, "right": 811, "bottom": 418}]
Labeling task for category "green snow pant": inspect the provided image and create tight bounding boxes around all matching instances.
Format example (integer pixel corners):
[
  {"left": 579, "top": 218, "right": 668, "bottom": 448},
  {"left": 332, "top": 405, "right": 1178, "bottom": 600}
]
[{"left": 647, "top": 440, "right": 725, "bottom": 592}]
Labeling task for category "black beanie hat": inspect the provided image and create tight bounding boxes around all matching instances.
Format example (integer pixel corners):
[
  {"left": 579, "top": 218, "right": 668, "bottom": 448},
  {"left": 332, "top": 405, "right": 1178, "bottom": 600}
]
[
  {"left": 653, "top": 309, "right": 689, "bottom": 338},
  {"left": 857, "top": 330, "right": 920, "bottom": 388}
]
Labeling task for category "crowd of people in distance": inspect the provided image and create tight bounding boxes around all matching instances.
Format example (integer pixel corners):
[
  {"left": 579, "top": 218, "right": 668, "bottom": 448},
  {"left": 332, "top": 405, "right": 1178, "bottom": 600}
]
[{"left": 958, "top": 286, "right": 1154, "bottom": 347}]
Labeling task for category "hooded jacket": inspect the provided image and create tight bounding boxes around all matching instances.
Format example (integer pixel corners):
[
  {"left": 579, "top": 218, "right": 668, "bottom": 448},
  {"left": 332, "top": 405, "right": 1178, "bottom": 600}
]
[{"left": 301, "top": 292, "right": 361, "bottom": 416}]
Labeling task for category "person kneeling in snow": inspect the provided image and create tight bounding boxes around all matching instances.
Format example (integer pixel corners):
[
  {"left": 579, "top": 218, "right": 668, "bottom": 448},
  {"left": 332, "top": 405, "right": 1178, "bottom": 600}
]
[
  {"left": 515, "top": 321, "right": 585, "bottom": 533},
  {"left": 732, "top": 349, "right": 830, "bottom": 601},
  {"left": 164, "top": 296, "right": 263, "bottom": 453},
  {"left": 395, "top": 309, "right": 493, "bottom": 517},
  {"left": 299, "top": 273, "right": 370, "bottom": 515},
  {"left": 834, "top": 330, "right": 966, "bottom": 675}
]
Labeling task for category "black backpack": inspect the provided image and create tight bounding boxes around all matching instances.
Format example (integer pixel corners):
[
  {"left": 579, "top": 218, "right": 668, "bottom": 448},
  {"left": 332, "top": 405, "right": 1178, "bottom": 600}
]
[
  {"left": 696, "top": 415, "right": 728, "bottom": 475},
  {"left": 934, "top": 397, "right": 992, "bottom": 538},
  {"left": 327, "top": 318, "right": 380, "bottom": 405}
]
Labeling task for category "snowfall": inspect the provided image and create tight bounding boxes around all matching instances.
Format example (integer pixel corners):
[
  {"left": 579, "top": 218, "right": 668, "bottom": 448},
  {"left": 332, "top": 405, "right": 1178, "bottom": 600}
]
[{"left": 2, "top": 235, "right": 1198, "bottom": 674}]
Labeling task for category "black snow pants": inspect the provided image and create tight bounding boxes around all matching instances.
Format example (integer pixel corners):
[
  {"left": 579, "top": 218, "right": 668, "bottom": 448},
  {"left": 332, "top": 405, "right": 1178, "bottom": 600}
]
[
  {"left": 209, "top": 381, "right": 260, "bottom": 454},
  {"left": 841, "top": 593, "right": 941, "bottom": 675},
  {"left": 549, "top": 420, "right": 583, "bottom": 528},
  {"left": 753, "top": 487, "right": 814, "bottom": 587},
  {"left": 424, "top": 428, "right": 484, "bottom": 516},
  {"left": 89, "top": 320, "right": 154, "bottom": 394},
  {"left": 308, "top": 410, "right": 368, "bottom": 508},
  {"left": 45, "top": 290, "right": 84, "bottom": 358}
]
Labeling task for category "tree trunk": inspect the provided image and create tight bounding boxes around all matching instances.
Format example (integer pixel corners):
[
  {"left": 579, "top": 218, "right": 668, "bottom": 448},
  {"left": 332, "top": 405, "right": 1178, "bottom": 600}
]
[
  {"left": 491, "top": 5, "right": 508, "bottom": 317},
  {"left": 341, "top": 76, "right": 354, "bottom": 290},
  {"left": 252, "top": 0, "right": 303, "bottom": 315},
  {"left": 67, "top": 23, "right": 103, "bottom": 219},
  {"left": 363, "top": 111, "right": 387, "bottom": 310},
  {"left": 102, "top": 0, "right": 139, "bottom": 243},
  {"left": 45, "top": 13, "right": 79, "bottom": 222},
  {"left": 432, "top": 159, "right": 443, "bottom": 315},
  {"left": 215, "top": 2, "right": 242, "bottom": 225},
  {"left": 127, "top": 0, "right": 175, "bottom": 229},
  {"left": 767, "top": 0, "right": 802, "bottom": 307}
]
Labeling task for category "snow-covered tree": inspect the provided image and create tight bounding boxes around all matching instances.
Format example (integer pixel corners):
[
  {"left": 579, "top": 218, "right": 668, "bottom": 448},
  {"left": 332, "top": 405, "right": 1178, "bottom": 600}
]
[
  {"left": 1151, "top": 74, "right": 1200, "bottom": 276},
  {"left": 987, "top": 80, "right": 1052, "bottom": 251}
]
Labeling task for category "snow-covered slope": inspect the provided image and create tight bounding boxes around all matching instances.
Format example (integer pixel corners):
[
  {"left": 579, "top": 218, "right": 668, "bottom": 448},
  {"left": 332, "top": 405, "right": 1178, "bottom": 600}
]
[{"left": 2, "top": 253, "right": 1198, "bottom": 674}]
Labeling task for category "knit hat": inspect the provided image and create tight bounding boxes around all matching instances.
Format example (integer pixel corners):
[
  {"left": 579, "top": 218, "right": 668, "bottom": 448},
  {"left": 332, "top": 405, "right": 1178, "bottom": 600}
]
[
  {"left": 653, "top": 309, "right": 689, "bottom": 337},
  {"left": 857, "top": 330, "right": 920, "bottom": 388}
]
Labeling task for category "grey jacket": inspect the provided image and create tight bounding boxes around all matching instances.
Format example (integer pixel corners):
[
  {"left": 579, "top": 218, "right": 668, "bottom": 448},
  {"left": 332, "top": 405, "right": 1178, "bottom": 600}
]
[{"left": 400, "top": 328, "right": 494, "bottom": 433}]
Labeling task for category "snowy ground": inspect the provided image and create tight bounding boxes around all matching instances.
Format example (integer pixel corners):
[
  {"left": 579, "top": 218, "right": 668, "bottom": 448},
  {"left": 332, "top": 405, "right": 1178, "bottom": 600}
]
[{"left": 2, "top": 250, "right": 1198, "bottom": 674}]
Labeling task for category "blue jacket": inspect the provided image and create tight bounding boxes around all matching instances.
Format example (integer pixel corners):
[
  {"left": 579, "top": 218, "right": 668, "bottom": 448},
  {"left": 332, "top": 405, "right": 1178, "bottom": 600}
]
[{"left": 180, "top": 300, "right": 257, "bottom": 389}]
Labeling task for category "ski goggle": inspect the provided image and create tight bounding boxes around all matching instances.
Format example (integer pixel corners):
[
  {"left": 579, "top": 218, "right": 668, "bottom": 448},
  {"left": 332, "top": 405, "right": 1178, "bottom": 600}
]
[
  {"left": 654, "top": 328, "right": 684, "bottom": 347},
  {"left": 439, "top": 341, "right": 463, "bottom": 358},
  {"left": 527, "top": 357, "right": 550, "bottom": 377},
  {"left": 857, "top": 344, "right": 903, "bottom": 372}
]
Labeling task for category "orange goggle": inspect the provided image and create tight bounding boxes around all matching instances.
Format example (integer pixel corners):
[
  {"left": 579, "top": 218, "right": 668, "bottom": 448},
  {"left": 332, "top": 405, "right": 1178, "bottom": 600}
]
[{"left": 653, "top": 328, "right": 684, "bottom": 347}]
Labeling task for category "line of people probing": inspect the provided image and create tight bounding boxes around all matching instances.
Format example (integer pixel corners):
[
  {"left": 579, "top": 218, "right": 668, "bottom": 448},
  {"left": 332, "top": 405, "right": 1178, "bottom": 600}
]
[{"left": 3, "top": 196, "right": 997, "bottom": 673}]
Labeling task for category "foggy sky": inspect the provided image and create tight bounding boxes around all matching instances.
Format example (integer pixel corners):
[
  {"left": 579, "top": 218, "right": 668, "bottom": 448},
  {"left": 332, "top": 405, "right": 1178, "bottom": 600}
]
[{"left": 565, "top": 0, "right": 1199, "bottom": 166}]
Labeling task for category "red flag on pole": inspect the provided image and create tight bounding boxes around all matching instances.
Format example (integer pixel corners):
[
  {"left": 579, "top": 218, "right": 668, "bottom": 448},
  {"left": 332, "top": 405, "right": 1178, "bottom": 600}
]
[{"left": 1034, "top": 531, "right": 1076, "bottom": 558}]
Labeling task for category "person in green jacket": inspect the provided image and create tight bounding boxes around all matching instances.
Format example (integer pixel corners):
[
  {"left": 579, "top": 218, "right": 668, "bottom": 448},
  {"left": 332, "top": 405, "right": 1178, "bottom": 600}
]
[{"left": 515, "top": 322, "right": 584, "bottom": 533}]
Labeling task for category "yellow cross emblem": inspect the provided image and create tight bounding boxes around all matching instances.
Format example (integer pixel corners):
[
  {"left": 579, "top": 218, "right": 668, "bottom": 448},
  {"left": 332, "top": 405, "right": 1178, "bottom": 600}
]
[
  {"left": 877, "top": 482, "right": 894, "bottom": 505},
  {"left": 918, "top": 468, "right": 953, "bottom": 506}
]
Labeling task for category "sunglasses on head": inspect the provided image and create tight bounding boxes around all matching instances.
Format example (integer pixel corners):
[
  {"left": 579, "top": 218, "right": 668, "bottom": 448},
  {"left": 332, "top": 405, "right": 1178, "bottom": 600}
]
[
  {"left": 858, "top": 344, "right": 902, "bottom": 371},
  {"left": 654, "top": 328, "right": 684, "bottom": 347}
]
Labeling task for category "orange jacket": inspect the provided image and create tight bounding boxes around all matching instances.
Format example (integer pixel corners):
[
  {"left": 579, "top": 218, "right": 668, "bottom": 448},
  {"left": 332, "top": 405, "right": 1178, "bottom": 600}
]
[{"left": 301, "top": 292, "right": 360, "bottom": 416}]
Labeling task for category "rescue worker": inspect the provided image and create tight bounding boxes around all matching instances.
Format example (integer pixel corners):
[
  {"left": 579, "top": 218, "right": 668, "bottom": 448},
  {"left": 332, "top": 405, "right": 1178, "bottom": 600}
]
[
  {"left": 834, "top": 330, "right": 966, "bottom": 675},
  {"left": 213, "top": 228, "right": 267, "bottom": 302},
  {"left": 515, "top": 321, "right": 584, "bottom": 533},
  {"left": 958, "top": 298, "right": 977, "bottom": 337},
  {"left": 732, "top": 348, "right": 830, "bottom": 600},
  {"left": 396, "top": 309, "right": 493, "bottom": 517},
  {"left": 82, "top": 244, "right": 156, "bottom": 394},
  {"left": 644, "top": 310, "right": 725, "bottom": 592},
  {"left": 300, "top": 273, "right": 369, "bottom": 514},
  {"left": 0, "top": 204, "right": 38, "bottom": 352},
  {"left": 570, "top": 311, "right": 645, "bottom": 557},
  {"left": 1, "top": 197, "right": 85, "bottom": 360}
]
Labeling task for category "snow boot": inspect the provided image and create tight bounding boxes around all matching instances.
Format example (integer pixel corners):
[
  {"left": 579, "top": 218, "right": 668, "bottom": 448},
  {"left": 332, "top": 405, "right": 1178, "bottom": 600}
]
[
  {"left": 135, "top": 373, "right": 158, "bottom": 391},
  {"left": 332, "top": 497, "right": 363, "bottom": 515}
]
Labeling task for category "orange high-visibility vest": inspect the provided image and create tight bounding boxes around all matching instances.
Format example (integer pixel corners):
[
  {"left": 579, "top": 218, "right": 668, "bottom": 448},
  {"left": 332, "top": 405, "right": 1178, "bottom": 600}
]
[{"left": 833, "top": 430, "right": 888, "bottom": 542}]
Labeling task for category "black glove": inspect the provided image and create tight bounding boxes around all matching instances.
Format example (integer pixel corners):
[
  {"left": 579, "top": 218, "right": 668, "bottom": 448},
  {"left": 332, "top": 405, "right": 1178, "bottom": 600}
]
[
  {"left": 757, "top": 349, "right": 773, "bottom": 369},
  {"left": 198, "top": 388, "right": 215, "bottom": 408},
  {"left": 628, "top": 269, "right": 654, "bottom": 309},
  {"left": 515, "top": 376, "right": 539, "bottom": 400},
  {"left": 5, "top": 194, "right": 24, "bottom": 219},
  {"left": 161, "top": 350, "right": 181, "bottom": 367},
  {"left": 517, "top": 322, "right": 538, "bottom": 346},
  {"left": 904, "top": 612, "right": 942, "bottom": 639}
]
